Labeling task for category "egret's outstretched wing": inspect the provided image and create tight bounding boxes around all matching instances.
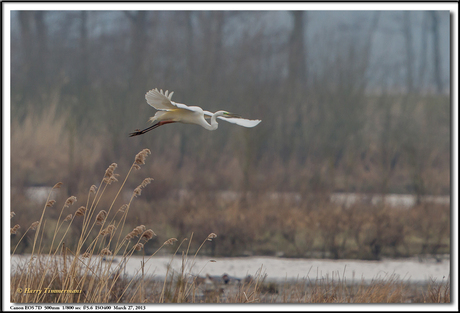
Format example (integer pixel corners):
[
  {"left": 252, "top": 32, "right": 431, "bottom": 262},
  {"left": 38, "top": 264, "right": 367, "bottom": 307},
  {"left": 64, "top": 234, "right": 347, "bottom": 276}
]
[
  {"left": 145, "top": 88, "right": 175, "bottom": 110},
  {"left": 203, "top": 110, "right": 261, "bottom": 128},
  {"left": 218, "top": 117, "right": 261, "bottom": 127},
  {"left": 145, "top": 88, "right": 195, "bottom": 112}
]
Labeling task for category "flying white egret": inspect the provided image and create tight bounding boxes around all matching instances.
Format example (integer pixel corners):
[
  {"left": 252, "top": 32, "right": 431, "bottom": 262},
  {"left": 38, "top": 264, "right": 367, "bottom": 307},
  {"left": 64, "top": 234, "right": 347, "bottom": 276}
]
[{"left": 129, "top": 88, "right": 261, "bottom": 137}]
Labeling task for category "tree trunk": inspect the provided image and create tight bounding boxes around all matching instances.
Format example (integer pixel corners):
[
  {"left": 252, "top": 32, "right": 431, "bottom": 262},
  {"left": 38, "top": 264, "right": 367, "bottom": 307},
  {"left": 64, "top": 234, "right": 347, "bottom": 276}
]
[
  {"left": 402, "top": 11, "right": 414, "bottom": 92},
  {"left": 288, "top": 11, "right": 307, "bottom": 90},
  {"left": 430, "top": 11, "right": 443, "bottom": 93}
]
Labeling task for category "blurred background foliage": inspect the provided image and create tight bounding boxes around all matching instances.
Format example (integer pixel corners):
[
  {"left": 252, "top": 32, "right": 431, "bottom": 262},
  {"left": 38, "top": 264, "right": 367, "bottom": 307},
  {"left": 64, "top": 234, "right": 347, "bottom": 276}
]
[{"left": 9, "top": 10, "right": 451, "bottom": 258}]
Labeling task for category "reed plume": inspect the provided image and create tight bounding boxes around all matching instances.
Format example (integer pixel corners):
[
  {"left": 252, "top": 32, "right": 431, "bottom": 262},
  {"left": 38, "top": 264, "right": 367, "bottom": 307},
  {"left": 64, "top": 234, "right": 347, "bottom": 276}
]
[
  {"left": 126, "top": 225, "right": 146, "bottom": 239},
  {"left": 101, "top": 225, "right": 115, "bottom": 236},
  {"left": 52, "top": 182, "right": 63, "bottom": 189},
  {"left": 64, "top": 196, "right": 77, "bottom": 208},
  {"left": 134, "top": 243, "right": 144, "bottom": 251},
  {"left": 30, "top": 221, "right": 40, "bottom": 230},
  {"left": 101, "top": 248, "right": 112, "bottom": 256},
  {"left": 75, "top": 206, "right": 87, "bottom": 217},
  {"left": 134, "top": 148, "right": 151, "bottom": 166},
  {"left": 89, "top": 185, "right": 97, "bottom": 194},
  {"left": 118, "top": 204, "right": 128, "bottom": 213},
  {"left": 10, "top": 224, "right": 20, "bottom": 234},
  {"left": 133, "top": 178, "right": 154, "bottom": 198},
  {"left": 124, "top": 233, "right": 134, "bottom": 241},
  {"left": 103, "top": 163, "right": 118, "bottom": 184},
  {"left": 141, "top": 229, "right": 156, "bottom": 241},
  {"left": 46, "top": 200, "right": 56, "bottom": 208},
  {"left": 164, "top": 238, "right": 178, "bottom": 245},
  {"left": 207, "top": 233, "right": 218, "bottom": 241},
  {"left": 63, "top": 214, "right": 72, "bottom": 222},
  {"left": 96, "top": 210, "right": 108, "bottom": 225}
]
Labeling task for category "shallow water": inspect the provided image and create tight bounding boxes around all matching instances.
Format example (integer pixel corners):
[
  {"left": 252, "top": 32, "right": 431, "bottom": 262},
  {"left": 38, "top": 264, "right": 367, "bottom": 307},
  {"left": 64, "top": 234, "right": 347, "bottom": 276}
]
[
  {"left": 11, "top": 254, "right": 450, "bottom": 283},
  {"left": 21, "top": 186, "right": 449, "bottom": 208}
]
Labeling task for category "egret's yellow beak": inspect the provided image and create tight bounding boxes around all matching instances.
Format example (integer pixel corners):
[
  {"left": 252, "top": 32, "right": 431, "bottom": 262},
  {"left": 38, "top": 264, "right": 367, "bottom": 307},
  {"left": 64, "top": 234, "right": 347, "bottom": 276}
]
[{"left": 224, "top": 112, "right": 242, "bottom": 118}]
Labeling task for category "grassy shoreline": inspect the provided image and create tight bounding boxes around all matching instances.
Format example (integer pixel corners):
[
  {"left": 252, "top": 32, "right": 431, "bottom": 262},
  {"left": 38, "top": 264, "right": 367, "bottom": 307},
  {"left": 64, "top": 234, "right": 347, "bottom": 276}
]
[{"left": 9, "top": 149, "right": 451, "bottom": 304}]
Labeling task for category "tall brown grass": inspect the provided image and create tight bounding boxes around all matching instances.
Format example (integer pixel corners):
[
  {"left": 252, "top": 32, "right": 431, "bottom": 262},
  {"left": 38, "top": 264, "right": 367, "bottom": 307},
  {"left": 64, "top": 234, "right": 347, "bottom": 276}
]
[
  {"left": 10, "top": 149, "right": 450, "bottom": 304},
  {"left": 10, "top": 149, "right": 188, "bottom": 303}
]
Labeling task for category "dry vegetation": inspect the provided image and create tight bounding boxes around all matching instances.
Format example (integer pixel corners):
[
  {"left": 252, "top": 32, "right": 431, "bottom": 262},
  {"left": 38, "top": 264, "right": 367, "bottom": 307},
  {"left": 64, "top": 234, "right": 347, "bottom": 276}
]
[
  {"left": 9, "top": 10, "right": 451, "bottom": 305},
  {"left": 10, "top": 12, "right": 450, "bottom": 260},
  {"left": 10, "top": 109, "right": 451, "bottom": 267},
  {"left": 10, "top": 150, "right": 451, "bottom": 304},
  {"left": 10, "top": 95, "right": 450, "bottom": 260}
]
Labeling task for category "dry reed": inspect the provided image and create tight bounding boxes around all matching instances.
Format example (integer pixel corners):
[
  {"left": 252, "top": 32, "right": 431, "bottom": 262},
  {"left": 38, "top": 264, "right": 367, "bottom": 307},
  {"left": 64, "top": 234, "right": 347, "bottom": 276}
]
[
  {"left": 9, "top": 149, "right": 450, "bottom": 304},
  {"left": 10, "top": 224, "right": 20, "bottom": 234},
  {"left": 75, "top": 206, "right": 87, "bottom": 217}
]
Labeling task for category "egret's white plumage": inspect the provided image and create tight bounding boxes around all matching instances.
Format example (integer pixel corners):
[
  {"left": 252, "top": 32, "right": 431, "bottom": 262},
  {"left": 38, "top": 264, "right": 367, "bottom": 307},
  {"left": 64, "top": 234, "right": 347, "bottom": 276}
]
[{"left": 130, "top": 88, "right": 261, "bottom": 137}]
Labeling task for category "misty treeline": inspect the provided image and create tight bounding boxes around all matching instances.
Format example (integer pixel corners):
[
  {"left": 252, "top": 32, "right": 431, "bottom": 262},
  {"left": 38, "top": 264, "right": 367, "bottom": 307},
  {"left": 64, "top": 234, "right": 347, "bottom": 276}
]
[{"left": 11, "top": 10, "right": 450, "bottom": 197}]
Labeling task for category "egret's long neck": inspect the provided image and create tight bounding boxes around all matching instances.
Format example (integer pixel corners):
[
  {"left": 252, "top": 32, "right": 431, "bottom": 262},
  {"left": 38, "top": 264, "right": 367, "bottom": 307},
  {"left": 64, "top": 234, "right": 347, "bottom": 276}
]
[{"left": 202, "top": 111, "right": 226, "bottom": 131}]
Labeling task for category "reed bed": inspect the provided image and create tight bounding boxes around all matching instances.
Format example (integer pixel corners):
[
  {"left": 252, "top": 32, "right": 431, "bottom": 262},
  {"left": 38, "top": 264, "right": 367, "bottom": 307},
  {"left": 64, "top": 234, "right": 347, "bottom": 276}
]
[{"left": 10, "top": 149, "right": 450, "bottom": 304}]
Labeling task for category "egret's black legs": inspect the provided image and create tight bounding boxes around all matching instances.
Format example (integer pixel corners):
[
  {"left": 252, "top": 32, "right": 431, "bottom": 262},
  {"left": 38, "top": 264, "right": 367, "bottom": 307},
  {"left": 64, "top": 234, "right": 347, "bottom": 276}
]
[{"left": 129, "top": 121, "right": 175, "bottom": 137}]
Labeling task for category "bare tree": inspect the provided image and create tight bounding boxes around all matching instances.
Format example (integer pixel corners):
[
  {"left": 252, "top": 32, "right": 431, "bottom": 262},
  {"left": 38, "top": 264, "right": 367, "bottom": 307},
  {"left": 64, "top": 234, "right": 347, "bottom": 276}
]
[
  {"left": 418, "top": 12, "right": 429, "bottom": 90},
  {"left": 402, "top": 11, "right": 414, "bottom": 92},
  {"left": 78, "top": 11, "right": 89, "bottom": 92},
  {"left": 430, "top": 11, "right": 443, "bottom": 93},
  {"left": 125, "top": 11, "right": 149, "bottom": 93},
  {"left": 18, "top": 12, "right": 37, "bottom": 105},
  {"left": 195, "top": 11, "right": 225, "bottom": 101},
  {"left": 288, "top": 11, "right": 307, "bottom": 90},
  {"left": 184, "top": 11, "right": 195, "bottom": 93},
  {"left": 10, "top": 10, "right": 450, "bottom": 198}
]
